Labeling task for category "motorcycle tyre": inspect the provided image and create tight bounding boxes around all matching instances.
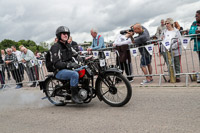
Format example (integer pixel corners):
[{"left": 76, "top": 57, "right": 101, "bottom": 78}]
[
  {"left": 44, "top": 77, "right": 67, "bottom": 106},
  {"left": 96, "top": 73, "right": 132, "bottom": 107}
]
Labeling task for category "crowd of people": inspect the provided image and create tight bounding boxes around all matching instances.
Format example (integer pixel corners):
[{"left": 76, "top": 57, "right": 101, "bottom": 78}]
[
  {"left": 0, "top": 45, "right": 40, "bottom": 89},
  {"left": 111, "top": 10, "right": 200, "bottom": 84},
  {"left": 0, "top": 10, "right": 200, "bottom": 93}
]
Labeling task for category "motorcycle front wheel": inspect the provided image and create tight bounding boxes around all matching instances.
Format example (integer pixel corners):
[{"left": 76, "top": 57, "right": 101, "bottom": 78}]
[
  {"left": 44, "top": 78, "right": 67, "bottom": 106},
  {"left": 96, "top": 73, "right": 132, "bottom": 107}
]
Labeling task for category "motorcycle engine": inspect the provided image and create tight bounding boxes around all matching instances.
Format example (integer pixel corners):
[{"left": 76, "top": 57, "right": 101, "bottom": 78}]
[{"left": 78, "top": 89, "right": 88, "bottom": 100}]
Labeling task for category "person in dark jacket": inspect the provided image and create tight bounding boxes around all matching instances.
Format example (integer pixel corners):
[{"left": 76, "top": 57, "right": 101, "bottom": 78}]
[
  {"left": 5, "top": 48, "right": 23, "bottom": 89},
  {"left": 68, "top": 36, "right": 79, "bottom": 52},
  {"left": 50, "top": 26, "right": 82, "bottom": 104},
  {"left": 0, "top": 53, "right": 5, "bottom": 89},
  {"left": 113, "top": 34, "right": 133, "bottom": 82}
]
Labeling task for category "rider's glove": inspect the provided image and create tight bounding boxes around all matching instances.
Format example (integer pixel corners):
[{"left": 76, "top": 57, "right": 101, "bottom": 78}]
[{"left": 66, "top": 62, "right": 80, "bottom": 69}]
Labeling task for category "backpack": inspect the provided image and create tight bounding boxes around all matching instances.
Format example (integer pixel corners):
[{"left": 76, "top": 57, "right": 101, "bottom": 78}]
[{"left": 45, "top": 51, "right": 56, "bottom": 72}]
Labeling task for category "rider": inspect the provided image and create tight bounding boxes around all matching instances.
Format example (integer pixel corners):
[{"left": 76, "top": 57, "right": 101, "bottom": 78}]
[{"left": 50, "top": 26, "right": 83, "bottom": 104}]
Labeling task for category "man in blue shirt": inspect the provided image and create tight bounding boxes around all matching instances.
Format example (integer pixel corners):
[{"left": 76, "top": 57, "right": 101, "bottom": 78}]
[{"left": 87, "top": 28, "right": 105, "bottom": 52}]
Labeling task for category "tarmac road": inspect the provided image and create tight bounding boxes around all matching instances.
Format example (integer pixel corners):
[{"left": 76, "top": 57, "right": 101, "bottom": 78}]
[{"left": 0, "top": 86, "right": 200, "bottom": 133}]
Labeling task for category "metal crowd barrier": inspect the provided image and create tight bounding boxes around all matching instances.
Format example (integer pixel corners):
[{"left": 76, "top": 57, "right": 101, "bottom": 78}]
[
  {"left": 94, "top": 34, "right": 200, "bottom": 86},
  {"left": 0, "top": 60, "right": 48, "bottom": 88},
  {"left": 0, "top": 34, "right": 200, "bottom": 88}
]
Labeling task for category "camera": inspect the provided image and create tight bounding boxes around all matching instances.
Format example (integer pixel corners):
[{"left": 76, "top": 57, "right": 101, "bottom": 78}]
[{"left": 120, "top": 27, "right": 134, "bottom": 35}]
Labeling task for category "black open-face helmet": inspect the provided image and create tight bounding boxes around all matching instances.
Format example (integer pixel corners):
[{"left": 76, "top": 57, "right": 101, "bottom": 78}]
[{"left": 56, "top": 26, "right": 70, "bottom": 40}]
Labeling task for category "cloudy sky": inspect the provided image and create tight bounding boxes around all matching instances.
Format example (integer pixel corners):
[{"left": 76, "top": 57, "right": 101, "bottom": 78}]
[{"left": 0, "top": 0, "right": 199, "bottom": 44}]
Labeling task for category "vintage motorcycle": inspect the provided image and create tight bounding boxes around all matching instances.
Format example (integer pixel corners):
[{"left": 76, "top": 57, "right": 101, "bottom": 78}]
[{"left": 39, "top": 49, "right": 132, "bottom": 107}]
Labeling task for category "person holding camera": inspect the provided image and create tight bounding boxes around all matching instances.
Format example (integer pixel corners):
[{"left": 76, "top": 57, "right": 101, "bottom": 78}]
[
  {"left": 113, "top": 32, "right": 133, "bottom": 82},
  {"left": 127, "top": 23, "right": 153, "bottom": 85}
]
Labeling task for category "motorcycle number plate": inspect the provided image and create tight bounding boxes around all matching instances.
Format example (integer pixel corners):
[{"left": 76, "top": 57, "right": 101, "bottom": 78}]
[{"left": 100, "top": 59, "right": 105, "bottom": 67}]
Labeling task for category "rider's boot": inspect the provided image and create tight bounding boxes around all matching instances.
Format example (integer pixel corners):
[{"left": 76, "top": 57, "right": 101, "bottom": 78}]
[{"left": 70, "top": 86, "right": 83, "bottom": 104}]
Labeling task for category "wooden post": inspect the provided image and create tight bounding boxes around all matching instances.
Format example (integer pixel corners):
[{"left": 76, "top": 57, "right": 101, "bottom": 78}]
[{"left": 167, "top": 51, "right": 176, "bottom": 83}]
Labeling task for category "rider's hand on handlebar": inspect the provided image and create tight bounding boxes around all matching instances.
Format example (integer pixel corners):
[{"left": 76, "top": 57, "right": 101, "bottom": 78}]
[
  {"left": 71, "top": 62, "right": 80, "bottom": 69},
  {"left": 67, "top": 62, "right": 80, "bottom": 69}
]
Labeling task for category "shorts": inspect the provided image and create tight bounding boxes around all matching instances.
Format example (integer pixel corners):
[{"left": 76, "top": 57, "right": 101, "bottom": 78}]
[{"left": 140, "top": 54, "right": 152, "bottom": 67}]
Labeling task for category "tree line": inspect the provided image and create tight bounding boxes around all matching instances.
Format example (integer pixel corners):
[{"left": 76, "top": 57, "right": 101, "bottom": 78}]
[{"left": 0, "top": 39, "right": 48, "bottom": 53}]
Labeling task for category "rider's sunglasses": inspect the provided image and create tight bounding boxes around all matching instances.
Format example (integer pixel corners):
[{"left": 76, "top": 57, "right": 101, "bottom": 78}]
[{"left": 61, "top": 32, "right": 68, "bottom": 35}]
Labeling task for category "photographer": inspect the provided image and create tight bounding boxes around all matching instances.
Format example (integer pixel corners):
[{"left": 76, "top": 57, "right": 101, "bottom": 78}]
[
  {"left": 113, "top": 32, "right": 133, "bottom": 82},
  {"left": 127, "top": 23, "right": 153, "bottom": 85}
]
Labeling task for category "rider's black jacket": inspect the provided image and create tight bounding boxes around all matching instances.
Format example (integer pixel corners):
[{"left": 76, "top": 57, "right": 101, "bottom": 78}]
[{"left": 50, "top": 41, "right": 78, "bottom": 70}]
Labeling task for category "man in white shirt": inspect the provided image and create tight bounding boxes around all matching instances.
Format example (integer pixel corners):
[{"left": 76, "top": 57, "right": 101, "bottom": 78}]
[
  {"left": 155, "top": 19, "right": 166, "bottom": 39},
  {"left": 113, "top": 33, "right": 133, "bottom": 82}
]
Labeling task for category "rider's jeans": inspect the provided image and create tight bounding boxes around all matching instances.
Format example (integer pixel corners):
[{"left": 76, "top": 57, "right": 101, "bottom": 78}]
[{"left": 55, "top": 69, "right": 79, "bottom": 87}]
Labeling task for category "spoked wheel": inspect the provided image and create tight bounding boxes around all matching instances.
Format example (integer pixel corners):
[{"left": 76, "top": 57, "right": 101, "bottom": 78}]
[
  {"left": 44, "top": 78, "right": 67, "bottom": 106},
  {"left": 96, "top": 73, "right": 132, "bottom": 107}
]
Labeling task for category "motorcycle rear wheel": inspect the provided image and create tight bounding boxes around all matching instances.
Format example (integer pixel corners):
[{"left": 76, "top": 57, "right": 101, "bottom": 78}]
[
  {"left": 96, "top": 73, "right": 132, "bottom": 107},
  {"left": 44, "top": 78, "right": 67, "bottom": 106}
]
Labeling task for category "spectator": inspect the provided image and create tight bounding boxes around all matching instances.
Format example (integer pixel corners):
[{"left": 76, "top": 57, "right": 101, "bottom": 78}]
[
  {"left": 68, "top": 36, "right": 79, "bottom": 52},
  {"left": 87, "top": 28, "right": 105, "bottom": 52},
  {"left": 155, "top": 19, "right": 166, "bottom": 39},
  {"left": 161, "top": 18, "right": 182, "bottom": 82},
  {"left": 174, "top": 21, "right": 183, "bottom": 31},
  {"left": 129, "top": 23, "right": 153, "bottom": 85},
  {"left": 1, "top": 49, "right": 11, "bottom": 80},
  {"left": 54, "top": 38, "right": 58, "bottom": 43},
  {"left": 155, "top": 19, "right": 167, "bottom": 67},
  {"left": 11, "top": 45, "right": 24, "bottom": 80},
  {"left": 5, "top": 48, "right": 23, "bottom": 89},
  {"left": 0, "top": 52, "right": 5, "bottom": 89},
  {"left": 35, "top": 50, "right": 39, "bottom": 58},
  {"left": 189, "top": 10, "right": 200, "bottom": 83},
  {"left": 19, "top": 45, "right": 24, "bottom": 50},
  {"left": 78, "top": 45, "right": 84, "bottom": 51},
  {"left": 113, "top": 34, "right": 133, "bottom": 82},
  {"left": 20, "top": 47, "right": 39, "bottom": 87}
]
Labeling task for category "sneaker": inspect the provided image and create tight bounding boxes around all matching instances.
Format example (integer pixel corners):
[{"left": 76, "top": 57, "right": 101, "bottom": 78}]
[
  {"left": 15, "top": 85, "right": 22, "bottom": 89},
  {"left": 0, "top": 85, "right": 5, "bottom": 90},
  {"left": 140, "top": 79, "right": 152, "bottom": 85},
  {"left": 129, "top": 79, "right": 134, "bottom": 83},
  {"left": 128, "top": 78, "right": 134, "bottom": 83},
  {"left": 142, "top": 79, "right": 153, "bottom": 82}
]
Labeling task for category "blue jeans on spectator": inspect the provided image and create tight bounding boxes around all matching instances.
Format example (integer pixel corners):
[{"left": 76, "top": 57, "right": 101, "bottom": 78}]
[{"left": 55, "top": 69, "right": 79, "bottom": 87}]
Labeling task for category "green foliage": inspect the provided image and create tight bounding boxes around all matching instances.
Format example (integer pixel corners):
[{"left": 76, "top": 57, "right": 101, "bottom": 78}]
[
  {"left": 0, "top": 39, "right": 48, "bottom": 53},
  {"left": 0, "top": 39, "right": 17, "bottom": 50}
]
